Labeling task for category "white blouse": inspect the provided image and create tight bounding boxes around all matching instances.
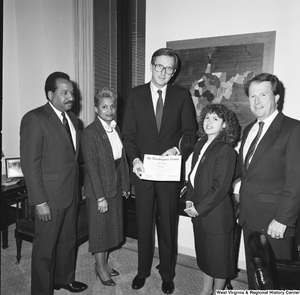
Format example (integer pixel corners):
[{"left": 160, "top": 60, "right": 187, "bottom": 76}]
[
  {"left": 189, "top": 140, "right": 212, "bottom": 187},
  {"left": 98, "top": 117, "right": 123, "bottom": 160}
]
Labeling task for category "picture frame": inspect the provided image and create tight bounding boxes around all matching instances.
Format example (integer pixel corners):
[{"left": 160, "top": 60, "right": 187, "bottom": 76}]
[
  {"left": 5, "top": 158, "right": 24, "bottom": 179},
  {"left": 167, "top": 31, "right": 276, "bottom": 131}
]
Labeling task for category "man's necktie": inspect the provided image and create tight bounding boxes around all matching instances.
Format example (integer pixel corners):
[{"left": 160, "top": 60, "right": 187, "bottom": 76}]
[
  {"left": 156, "top": 90, "right": 163, "bottom": 132},
  {"left": 61, "top": 112, "right": 74, "bottom": 151},
  {"left": 244, "top": 121, "right": 264, "bottom": 170}
]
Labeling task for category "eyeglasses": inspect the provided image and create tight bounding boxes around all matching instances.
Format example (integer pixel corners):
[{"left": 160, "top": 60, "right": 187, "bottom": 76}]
[{"left": 153, "top": 64, "right": 174, "bottom": 75}]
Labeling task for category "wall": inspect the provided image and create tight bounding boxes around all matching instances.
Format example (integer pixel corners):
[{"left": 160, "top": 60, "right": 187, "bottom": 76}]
[
  {"left": 2, "top": 0, "right": 74, "bottom": 172},
  {"left": 3, "top": 0, "right": 300, "bottom": 270},
  {"left": 145, "top": 0, "right": 300, "bottom": 121},
  {"left": 146, "top": 0, "right": 300, "bottom": 269}
]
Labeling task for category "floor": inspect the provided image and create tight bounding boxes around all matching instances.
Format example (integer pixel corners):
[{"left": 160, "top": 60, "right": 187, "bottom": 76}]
[{"left": 1, "top": 223, "right": 248, "bottom": 295}]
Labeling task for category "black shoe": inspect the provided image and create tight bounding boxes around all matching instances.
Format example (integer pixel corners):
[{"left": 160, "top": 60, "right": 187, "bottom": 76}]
[
  {"left": 162, "top": 281, "right": 175, "bottom": 294},
  {"left": 94, "top": 264, "right": 116, "bottom": 286},
  {"left": 98, "top": 276, "right": 116, "bottom": 286},
  {"left": 110, "top": 268, "right": 120, "bottom": 276},
  {"left": 54, "top": 281, "right": 88, "bottom": 293},
  {"left": 132, "top": 275, "right": 146, "bottom": 290}
]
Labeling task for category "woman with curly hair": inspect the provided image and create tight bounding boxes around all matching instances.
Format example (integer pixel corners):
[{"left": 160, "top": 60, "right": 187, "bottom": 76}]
[{"left": 185, "top": 104, "right": 240, "bottom": 295}]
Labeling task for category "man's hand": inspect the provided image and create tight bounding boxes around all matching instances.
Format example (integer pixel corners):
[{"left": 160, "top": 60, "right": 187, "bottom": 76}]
[
  {"left": 36, "top": 203, "right": 52, "bottom": 222},
  {"left": 161, "top": 147, "right": 178, "bottom": 156},
  {"left": 184, "top": 201, "right": 199, "bottom": 218},
  {"left": 267, "top": 219, "right": 287, "bottom": 239},
  {"left": 133, "top": 159, "right": 145, "bottom": 179}
]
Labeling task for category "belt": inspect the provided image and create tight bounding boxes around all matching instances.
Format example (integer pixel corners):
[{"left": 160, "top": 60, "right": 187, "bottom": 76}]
[{"left": 114, "top": 158, "right": 121, "bottom": 167}]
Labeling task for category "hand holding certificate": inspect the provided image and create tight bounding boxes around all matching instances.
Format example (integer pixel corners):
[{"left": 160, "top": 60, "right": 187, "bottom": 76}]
[{"left": 141, "top": 154, "right": 182, "bottom": 181}]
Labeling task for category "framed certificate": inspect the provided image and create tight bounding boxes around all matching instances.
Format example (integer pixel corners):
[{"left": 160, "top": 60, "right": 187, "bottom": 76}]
[{"left": 141, "top": 154, "right": 182, "bottom": 181}]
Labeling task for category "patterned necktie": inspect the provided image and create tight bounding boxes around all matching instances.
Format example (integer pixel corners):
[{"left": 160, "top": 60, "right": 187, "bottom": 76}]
[
  {"left": 61, "top": 112, "right": 74, "bottom": 151},
  {"left": 244, "top": 121, "right": 264, "bottom": 170},
  {"left": 156, "top": 90, "right": 163, "bottom": 132}
]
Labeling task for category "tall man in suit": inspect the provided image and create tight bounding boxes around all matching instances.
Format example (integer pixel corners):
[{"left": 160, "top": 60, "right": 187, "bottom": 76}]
[
  {"left": 238, "top": 73, "right": 300, "bottom": 288},
  {"left": 122, "top": 48, "right": 198, "bottom": 294},
  {"left": 20, "top": 72, "right": 87, "bottom": 295}
]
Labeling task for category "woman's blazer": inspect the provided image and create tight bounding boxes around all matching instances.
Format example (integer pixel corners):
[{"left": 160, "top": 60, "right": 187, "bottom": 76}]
[
  {"left": 185, "top": 139, "right": 236, "bottom": 234},
  {"left": 81, "top": 118, "right": 130, "bottom": 200}
]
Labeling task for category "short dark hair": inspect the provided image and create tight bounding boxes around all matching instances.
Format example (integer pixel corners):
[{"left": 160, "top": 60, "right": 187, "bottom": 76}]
[
  {"left": 44, "top": 72, "right": 71, "bottom": 100},
  {"left": 94, "top": 87, "right": 117, "bottom": 107},
  {"left": 198, "top": 104, "right": 241, "bottom": 147},
  {"left": 151, "top": 48, "right": 178, "bottom": 70},
  {"left": 244, "top": 73, "right": 281, "bottom": 97}
]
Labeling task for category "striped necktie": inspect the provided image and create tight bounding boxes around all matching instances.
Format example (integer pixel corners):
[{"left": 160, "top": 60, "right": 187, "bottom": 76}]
[
  {"left": 244, "top": 121, "right": 264, "bottom": 170},
  {"left": 61, "top": 112, "right": 74, "bottom": 152},
  {"left": 156, "top": 90, "right": 163, "bottom": 132}
]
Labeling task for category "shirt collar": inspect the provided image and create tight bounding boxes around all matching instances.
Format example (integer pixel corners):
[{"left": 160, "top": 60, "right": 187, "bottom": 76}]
[
  {"left": 98, "top": 116, "right": 117, "bottom": 131},
  {"left": 150, "top": 82, "right": 167, "bottom": 98},
  {"left": 258, "top": 109, "right": 279, "bottom": 126},
  {"left": 48, "top": 101, "right": 66, "bottom": 121}
]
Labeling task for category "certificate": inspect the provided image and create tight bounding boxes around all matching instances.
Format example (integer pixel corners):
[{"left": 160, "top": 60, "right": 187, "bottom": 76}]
[{"left": 141, "top": 154, "right": 182, "bottom": 181}]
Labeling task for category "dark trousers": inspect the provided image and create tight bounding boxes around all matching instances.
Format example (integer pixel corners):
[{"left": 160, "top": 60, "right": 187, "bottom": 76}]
[
  {"left": 31, "top": 197, "right": 78, "bottom": 295},
  {"left": 135, "top": 183, "right": 180, "bottom": 282},
  {"left": 243, "top": 223, "right": 293, "bottom": 289}
]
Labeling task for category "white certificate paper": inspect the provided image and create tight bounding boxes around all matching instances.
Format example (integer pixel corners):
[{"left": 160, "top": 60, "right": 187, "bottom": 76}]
[{"left": 141, "top": 154, "right": 182, "bottom": 181}]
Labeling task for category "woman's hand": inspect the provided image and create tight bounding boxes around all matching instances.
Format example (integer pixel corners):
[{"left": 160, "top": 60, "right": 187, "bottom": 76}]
[
  {"left": 97, "top": 198, "right": 108, "bottom": 213},
  {"left": 122, "top": 190, "right": 130, "bottom": 199}
]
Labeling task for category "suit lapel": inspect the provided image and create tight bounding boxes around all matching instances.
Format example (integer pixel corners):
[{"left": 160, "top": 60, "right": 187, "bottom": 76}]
[
  {"left": 68, "top": 113, "right": 80, "bottom": 159},
  {"left": 194, "top": 140, "right": 218, "bottom": 179},
  {"left": 94, "top": 118, "right": 115, "bottom": 159},
  {"left": 246, "top": 113, "right": 282, "bottom": 173},
  {"left": 192, "top": 140, "right": 205, "bottom": 168},
  {"left": 44, "top": 103, "right": 77, "bottom": 157},
  {"left": 240, "top": 120, "right": 256, "bottom": 174},
  {"left": 190, "top": 139, "right": 217, "bottom": 181},
  {"left": 160, "top": 85, "right": 174, "bottom": 129},
  {"left": 160, "top": 85, "right": 174, "bottom": 132},
  {"left": 142, "top": 84, "right": 158, "bottom": 132}
]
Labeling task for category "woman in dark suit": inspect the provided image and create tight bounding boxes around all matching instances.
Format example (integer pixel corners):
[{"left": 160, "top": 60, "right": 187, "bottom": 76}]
[
  {"left": 81, "top": 88, "right": 130, "bottom": 286},
  {"left": 185, "top": 104, "right": 240, "bottom": 295}
]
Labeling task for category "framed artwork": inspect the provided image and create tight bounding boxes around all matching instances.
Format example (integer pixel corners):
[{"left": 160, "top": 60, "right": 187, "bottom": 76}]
[
  {"left": 5, "top": 158, "right": 24, "bottom": 178},
  {"left": 167, "top": 31, "right": 276, "bottom": 131}
]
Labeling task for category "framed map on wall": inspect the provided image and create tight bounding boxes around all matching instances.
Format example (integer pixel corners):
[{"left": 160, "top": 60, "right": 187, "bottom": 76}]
[{"left": 167, "top": 31, "right": 276, "bottom": 131}]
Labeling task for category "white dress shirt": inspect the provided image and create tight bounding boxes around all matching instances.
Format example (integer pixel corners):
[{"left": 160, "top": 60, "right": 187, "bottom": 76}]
[
  {"left": 150, "top": 82, "right": 167, "bottom": 114},
  {"left": 243, "top": 110, "right": 279, "bottom": 163},
  {"left": 48, "top": 102, "right": 76, "bottom": 150}
]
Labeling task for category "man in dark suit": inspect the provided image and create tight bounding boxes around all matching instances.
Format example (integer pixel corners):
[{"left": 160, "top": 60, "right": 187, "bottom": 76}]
[
  {"left": 238, "top": 73, "right": 300, "bottom": 288},
  {"left": 122, "top": 48, "right": 198, "bottom": 294},
  {"left": 20, "top": 72, "right": 87, "bottom": 295}
]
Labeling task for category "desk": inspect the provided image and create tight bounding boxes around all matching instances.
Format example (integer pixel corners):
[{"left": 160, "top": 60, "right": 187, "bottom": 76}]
[{"left": 1, "top": 181, "right": 27, "bottom": 248}]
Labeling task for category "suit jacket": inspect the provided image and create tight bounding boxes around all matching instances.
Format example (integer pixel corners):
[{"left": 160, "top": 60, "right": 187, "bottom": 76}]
[
  {"left": 20, "top": 103, "right": 80, "bottom": 209},
  {"left": 185, "top": 139, "right": 236, "bottom": 234},
  {"left": 122, "top": 82, "right": 198, "bottom": 190},
  {"left": 81, "top": 118, "right": 130, "bottom": 200},
  {"left": 239, "top": 112, "right": 300, "bottom": 237}
]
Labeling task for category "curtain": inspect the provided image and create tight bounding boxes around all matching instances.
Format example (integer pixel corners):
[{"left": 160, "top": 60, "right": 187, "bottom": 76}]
[{"left": 74, "top": 0, "right": 95, "bottom": 128}]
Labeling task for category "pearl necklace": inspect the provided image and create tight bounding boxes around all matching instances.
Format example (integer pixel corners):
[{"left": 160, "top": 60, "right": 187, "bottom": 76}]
[{"left": 104, "top": 127, "right": 113, "bottom": 133}]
